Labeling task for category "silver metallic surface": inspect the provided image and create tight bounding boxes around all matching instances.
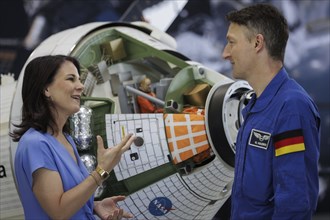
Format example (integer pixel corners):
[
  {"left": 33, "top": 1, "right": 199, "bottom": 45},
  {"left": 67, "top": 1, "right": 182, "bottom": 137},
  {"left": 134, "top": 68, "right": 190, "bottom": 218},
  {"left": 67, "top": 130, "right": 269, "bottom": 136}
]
[
  {"left": 71, "top": 105, "right": 93, "bottom": 150},
  {"left": 80, "top": 154, "right": 97, "bottom": 173}
]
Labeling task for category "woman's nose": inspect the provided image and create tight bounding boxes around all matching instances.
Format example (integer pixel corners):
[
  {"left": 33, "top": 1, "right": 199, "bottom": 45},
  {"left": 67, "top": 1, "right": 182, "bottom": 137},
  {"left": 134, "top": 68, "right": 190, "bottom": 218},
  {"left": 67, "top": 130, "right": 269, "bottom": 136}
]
[{"left": 77, "top": 81, "right": 84, "bottom": 91}]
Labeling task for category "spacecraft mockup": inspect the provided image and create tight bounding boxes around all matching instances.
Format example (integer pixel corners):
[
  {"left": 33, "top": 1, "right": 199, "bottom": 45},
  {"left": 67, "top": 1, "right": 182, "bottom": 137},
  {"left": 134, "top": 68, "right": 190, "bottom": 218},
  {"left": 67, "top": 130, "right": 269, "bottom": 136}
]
[{"left": 10, "top": 21, "right": 252, "bottom": 219}]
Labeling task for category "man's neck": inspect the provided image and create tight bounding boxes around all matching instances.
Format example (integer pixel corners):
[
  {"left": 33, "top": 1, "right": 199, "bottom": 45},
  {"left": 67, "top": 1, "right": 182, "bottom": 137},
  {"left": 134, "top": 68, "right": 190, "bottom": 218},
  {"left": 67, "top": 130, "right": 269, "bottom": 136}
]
[{"left": 248, "top": 60, "right": 283, "bottom": 98}]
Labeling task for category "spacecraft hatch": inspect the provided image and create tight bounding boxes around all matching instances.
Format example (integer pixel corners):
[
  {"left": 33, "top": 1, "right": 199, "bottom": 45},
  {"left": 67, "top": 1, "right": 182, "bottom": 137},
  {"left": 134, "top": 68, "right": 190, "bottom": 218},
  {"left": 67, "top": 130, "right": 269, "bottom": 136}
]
[{"left": 9, "top": 21, "right": 252, "bottom": 219}]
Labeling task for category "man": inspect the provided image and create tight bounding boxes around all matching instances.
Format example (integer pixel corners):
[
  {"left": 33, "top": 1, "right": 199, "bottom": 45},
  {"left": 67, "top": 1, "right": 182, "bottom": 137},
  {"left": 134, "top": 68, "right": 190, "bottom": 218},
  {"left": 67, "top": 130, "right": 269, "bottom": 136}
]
[
  {"left": 137, "top": 77, "right": 163, "bottom": 113},
  {"left": 222, "top": 4, "right": 321, "bottom": 219}
]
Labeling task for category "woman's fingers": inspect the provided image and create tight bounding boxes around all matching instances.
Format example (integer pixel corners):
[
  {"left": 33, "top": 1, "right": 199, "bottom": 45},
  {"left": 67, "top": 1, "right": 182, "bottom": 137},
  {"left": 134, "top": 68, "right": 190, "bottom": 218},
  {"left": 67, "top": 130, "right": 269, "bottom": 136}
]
[
  {"left": 97, "top": 135, "right": 106, "bottom": 157},
  {"left": 118, "top": 209, "right": 124, "bottom": 220},
  {"left": 110, "top": 195, "right": 126, "bottom": 203},
  {"left": 117, "top": 134, "right": 136, "bottom": 153},
  {"left": 97, "top": 134, "right": 136, "bottom": 172}
]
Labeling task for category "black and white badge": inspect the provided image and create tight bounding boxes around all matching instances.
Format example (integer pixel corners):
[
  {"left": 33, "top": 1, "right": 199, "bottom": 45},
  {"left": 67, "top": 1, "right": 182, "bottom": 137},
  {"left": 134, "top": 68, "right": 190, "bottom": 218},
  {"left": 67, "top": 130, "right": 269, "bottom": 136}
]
[{"left": 248, "top": 129, "right": 271, "bottom": 150}]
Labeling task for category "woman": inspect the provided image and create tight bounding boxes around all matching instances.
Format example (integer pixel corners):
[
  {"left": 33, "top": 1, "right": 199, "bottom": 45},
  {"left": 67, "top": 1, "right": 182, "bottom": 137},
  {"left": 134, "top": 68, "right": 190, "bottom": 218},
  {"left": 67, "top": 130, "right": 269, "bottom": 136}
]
[{"left": 10, "top": 55, "right": 135, "bottom": 219}]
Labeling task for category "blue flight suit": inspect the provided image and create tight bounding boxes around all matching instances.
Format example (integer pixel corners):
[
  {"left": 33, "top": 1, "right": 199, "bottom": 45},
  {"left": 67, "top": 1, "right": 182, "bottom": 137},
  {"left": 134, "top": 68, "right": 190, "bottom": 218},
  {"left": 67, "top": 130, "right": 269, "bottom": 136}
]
[{"left": 231, "top": 68, "right": 320, "bottom": 220}]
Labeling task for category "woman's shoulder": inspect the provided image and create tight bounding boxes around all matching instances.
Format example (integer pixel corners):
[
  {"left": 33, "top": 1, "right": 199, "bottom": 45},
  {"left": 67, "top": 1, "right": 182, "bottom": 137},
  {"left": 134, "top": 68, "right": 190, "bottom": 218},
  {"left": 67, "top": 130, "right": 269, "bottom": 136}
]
[
  {"left": 18, "top": 128, "right": 54, "bottom": 152},
  {"left": 20, "top": 128, "right": 49, "bottom": 142},
  {"left": 15, "top": 128, "right": 61, "bottom": 164}
]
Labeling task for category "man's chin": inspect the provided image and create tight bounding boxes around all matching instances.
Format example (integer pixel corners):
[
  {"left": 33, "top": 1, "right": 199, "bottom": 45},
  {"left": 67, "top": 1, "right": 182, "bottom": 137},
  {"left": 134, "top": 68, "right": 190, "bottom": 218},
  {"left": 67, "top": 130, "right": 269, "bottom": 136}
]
[
  {"left": 232, "top": 73, "right": 240, "bottom": 79},
  {"left": 232, "top": 72, "right": 243, "bottom": 80}
]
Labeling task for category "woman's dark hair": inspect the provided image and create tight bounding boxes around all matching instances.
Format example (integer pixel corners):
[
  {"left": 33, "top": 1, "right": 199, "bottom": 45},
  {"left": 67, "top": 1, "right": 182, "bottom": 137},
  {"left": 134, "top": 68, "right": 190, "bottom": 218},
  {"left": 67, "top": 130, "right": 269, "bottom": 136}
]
[{"left": 10, "top": 55, "right": 80, "bottom": 142}]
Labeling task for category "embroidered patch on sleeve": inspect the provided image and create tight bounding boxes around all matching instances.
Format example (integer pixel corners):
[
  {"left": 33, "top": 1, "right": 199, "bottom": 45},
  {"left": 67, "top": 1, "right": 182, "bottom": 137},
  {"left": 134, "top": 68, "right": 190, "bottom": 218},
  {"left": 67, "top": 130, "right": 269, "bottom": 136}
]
[
  {"left": 273, "top": 129, "right": 305, "bottom": 156},
  {"left": 248, "top": 129, "right": 271, "bottom": 150}
]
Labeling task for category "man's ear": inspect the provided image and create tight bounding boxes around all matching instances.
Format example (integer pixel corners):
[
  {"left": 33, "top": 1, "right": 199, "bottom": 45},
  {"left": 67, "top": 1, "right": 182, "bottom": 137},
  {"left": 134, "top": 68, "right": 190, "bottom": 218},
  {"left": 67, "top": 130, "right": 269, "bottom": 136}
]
[{"left": 255, "top": 34, "right": 264, "bottom": 50}]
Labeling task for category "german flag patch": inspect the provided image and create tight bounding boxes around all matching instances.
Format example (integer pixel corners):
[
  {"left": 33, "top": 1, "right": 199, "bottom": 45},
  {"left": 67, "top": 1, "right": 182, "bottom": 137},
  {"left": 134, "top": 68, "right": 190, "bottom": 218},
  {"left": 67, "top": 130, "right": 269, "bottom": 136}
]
[{"left": 273, "top": 129, "right": 305, "bottom": 156}]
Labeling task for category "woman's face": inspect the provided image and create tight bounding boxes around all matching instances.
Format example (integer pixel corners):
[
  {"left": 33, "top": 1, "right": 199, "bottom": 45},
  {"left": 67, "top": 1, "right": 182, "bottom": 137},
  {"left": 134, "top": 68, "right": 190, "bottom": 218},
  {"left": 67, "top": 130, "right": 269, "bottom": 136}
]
[{"left": 45, "top": 60, "right": 84, "bottom": 117}]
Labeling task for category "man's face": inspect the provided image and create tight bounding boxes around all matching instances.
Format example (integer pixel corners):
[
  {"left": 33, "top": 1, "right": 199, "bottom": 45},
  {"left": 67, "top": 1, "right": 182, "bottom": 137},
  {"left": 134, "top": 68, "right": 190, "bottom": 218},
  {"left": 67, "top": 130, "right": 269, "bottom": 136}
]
[{"left": 222, "top": 23, "right": 256, "bottom": 80}]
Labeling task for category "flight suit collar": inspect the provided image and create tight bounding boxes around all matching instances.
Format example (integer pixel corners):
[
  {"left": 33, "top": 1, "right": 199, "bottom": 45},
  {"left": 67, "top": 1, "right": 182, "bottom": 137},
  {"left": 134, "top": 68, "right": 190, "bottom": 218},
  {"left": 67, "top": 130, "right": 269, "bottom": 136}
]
[{"left": 243, "top": 67, "right": 289, "bottom": 116}]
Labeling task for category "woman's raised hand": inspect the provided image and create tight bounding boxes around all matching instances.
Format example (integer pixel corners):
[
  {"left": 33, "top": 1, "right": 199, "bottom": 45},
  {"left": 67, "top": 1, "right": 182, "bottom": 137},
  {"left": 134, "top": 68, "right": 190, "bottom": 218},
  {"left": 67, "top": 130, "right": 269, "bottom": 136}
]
[{"left": 96, "top": 134, "right": 135, "bottom": 173}]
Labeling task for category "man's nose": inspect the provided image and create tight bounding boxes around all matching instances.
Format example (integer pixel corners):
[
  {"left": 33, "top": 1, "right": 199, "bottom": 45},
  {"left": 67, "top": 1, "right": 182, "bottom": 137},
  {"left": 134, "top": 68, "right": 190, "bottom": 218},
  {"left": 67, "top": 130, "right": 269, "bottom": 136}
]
[{"left": 222, "top": 45, "right": 230, "bottom": 60}]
